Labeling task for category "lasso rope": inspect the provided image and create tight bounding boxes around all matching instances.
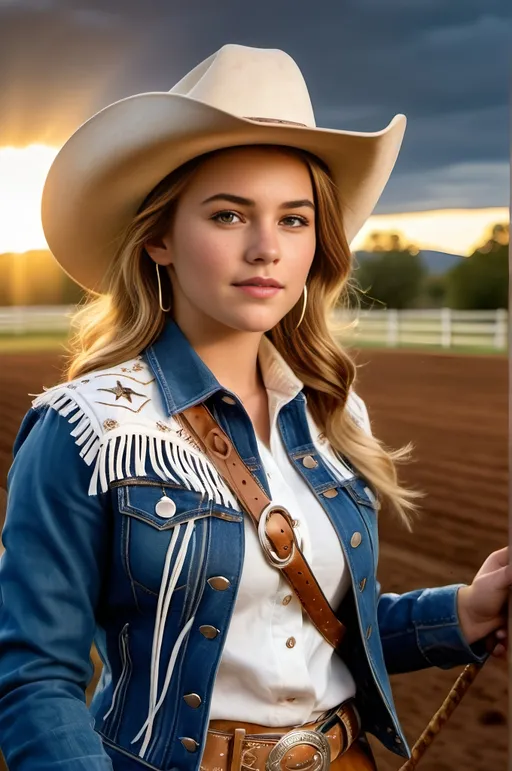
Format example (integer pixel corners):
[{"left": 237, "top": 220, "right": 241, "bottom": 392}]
[{"left": 397, "top": 662, "right": 483, "bottom": 770}]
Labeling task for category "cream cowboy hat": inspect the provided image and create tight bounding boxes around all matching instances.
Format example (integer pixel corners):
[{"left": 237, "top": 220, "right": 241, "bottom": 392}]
[{"left": 41, "top": 43, "right": 406, "bottom": 295}]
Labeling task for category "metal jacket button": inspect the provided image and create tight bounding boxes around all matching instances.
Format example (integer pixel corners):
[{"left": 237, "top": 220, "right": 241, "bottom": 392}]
[
  {"left": 302, "top": 455, "right": 318, "bottom": 469},
  {"left": 221, "top": 395, "right": 236, "bottom": 405},
  {"left": 350, "top": 532, "right": 362, "bottom": 548},
  {"left": 207, "top": 576, "right": 231, "bottom": 591},
  {"left": 181, "top": 737, "right": 199, "bottom": 752},
  {"left": 183, "top": 693, "right": 202, "bottom": 708},
  {"left": 199, "top": 625, "right": 220, "bottom": 639},
  {"left": 155, "top": 496, "right": 176, "bottom": 518}
]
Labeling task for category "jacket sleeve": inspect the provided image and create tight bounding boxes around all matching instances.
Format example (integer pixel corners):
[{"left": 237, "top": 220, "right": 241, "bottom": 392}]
[
  {"left": 0, "top": 404, "right": 114, "bottom": 770},
  {"left": 376, "top": 581, "right": 489, "bottom": 675}
]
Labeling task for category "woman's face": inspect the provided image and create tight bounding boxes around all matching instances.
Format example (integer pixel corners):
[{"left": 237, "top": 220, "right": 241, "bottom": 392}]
[{"left": 145, "top": 146, "right": 316, "bottom": 334}]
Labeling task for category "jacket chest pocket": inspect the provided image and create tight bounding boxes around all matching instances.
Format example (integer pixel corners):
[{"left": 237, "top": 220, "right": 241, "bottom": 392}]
[{"left": 114, "top": 479, "right": 226, "bottom": 603}]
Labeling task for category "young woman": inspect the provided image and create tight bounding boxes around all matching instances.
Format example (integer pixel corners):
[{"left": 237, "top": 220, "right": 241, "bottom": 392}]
[{"left": 0, "top": 45, "right": 508, "bottom": 771}]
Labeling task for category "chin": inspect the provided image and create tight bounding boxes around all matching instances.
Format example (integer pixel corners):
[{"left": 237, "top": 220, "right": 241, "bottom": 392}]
[{"left": 221, "top": 311, "right": 283, "bottom": 334}]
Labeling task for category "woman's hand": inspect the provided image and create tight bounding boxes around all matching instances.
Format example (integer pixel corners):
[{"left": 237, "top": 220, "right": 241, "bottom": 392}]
[{"left": 457, "top": 546, "right": 510, "bottom": 658}]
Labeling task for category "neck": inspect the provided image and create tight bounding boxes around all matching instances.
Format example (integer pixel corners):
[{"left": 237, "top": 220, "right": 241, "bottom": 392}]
[{"left": 174, "top": 313, "right": 266, "bottom": 400}]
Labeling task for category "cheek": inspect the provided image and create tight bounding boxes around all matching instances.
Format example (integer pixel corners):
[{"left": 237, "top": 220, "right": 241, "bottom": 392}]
[
  {"left": 173, "top": 223, "right": 233, "bottom": 286},
  {"left": 286, "top": 231, "right": 316, "bottom": 278}
]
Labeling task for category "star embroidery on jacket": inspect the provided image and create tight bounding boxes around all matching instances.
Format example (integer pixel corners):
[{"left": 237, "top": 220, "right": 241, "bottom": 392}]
[{"left": 97, "top": 380, "right": 146, "bottom": 403}]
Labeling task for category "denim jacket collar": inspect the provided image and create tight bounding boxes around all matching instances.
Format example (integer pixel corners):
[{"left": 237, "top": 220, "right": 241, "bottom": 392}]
[{"left": 144, "top": 317, "right": 304, "bottom": 417}]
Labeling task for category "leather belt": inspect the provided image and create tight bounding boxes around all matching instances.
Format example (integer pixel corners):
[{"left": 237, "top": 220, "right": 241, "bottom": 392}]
[
  {"left": 179, "top": 403, "right": 347, "bottom": 649},
  {"left": 202, "top": 699, "right": 362, "bottom": 771}
]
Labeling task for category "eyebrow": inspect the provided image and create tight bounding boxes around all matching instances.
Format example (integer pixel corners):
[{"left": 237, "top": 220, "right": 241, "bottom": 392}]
[{"left": 201, "top": 193, "right": 315, "bottom": 210}]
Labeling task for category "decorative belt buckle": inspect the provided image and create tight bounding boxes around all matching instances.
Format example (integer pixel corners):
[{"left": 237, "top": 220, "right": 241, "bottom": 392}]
[
  {"left": 265, "top": 729, "right": 331, "bottom": 771},
  {"left": 257, "top": 504, "right": 298, "bottom": 569}
]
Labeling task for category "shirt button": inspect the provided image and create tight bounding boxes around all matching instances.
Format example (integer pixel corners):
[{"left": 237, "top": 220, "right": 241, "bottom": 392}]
[
  {"left": 350, "top": 532, "right": 362, "bottom": 548},
  {"left": 286, "top": 637, "right": 296, "bottom": 649},
  {"left": 285, "top": 697, "right": 296, "bottom": 703},
  {"left": 221, "top": 395, "right": 236, "bottom": 405},
  {"left": 282, "top": 595, "right": 292, "bottom": 606}
]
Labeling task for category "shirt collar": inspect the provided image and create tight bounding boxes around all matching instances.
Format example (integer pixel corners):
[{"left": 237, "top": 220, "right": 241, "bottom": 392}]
[
  {"left": 258, "top": 333, "right": 304, "bottom": 402},
  {"left": 144, "top": 317, "right": 304, "bottom": 416}
]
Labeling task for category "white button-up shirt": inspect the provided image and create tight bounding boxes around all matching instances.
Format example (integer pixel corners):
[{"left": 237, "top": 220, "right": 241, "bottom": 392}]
[{"left": 209, "top": 335, "right": 371, "bottom": 726}]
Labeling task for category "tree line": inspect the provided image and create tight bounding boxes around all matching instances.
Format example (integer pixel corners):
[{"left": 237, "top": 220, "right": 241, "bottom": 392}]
[
  {"left": 351, "top": 223, "right": 508, "bottom": 310},
  {"left": 0, "top": 222, "right": 508, "bottom": 309}
]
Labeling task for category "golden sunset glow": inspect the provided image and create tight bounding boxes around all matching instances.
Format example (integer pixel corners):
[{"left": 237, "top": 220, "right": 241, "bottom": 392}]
[
  {"left": 351, "top": 207, "right": 510, "bottom": 256},
  {"left": 0, "top": 145, "right": 508, "bottom": 257},
  {"left": 0, "top": 145, "right": 58, "bottom": 253}
]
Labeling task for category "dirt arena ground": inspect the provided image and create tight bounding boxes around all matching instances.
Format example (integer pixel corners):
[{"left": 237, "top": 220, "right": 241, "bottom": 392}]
[{"left": 0, "top": 347, "right": 507, "bottom": 771}]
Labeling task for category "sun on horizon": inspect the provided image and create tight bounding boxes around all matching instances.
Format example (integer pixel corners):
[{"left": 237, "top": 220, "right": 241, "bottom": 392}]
[{"left": 0, "top": 144, "right": 508, "bottom": 258}]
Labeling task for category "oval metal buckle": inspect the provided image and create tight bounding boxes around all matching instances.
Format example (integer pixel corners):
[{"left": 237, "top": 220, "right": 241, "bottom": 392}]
[
  {"left": 257, "top": 504, "right": 298, "bottom": 569},
  {"left": 265, "top": 729, "right": 331, "bottom": 771}
]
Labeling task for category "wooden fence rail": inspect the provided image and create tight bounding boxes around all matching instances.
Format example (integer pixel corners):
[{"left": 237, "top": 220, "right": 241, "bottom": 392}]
[{"left": 0, "top": 306, "right": 508, "bottom": 350}]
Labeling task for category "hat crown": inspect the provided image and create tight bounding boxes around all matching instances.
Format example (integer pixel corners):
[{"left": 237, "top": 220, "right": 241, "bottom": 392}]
[{"left": 169, "top": 44, "right": 316, "bottom": 128}]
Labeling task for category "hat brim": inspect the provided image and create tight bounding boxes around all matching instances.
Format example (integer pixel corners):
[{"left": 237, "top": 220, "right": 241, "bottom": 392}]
[{"left": 41, "top": 92, "right": 406, "bottom": 294}]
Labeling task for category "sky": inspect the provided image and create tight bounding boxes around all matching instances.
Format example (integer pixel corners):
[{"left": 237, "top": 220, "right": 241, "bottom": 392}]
[{"left": 0, "top": 0, "right": 509, "bottom": 254}]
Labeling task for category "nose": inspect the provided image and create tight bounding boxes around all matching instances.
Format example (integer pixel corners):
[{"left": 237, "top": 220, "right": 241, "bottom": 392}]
[{"left": 244, "top": 223, "right": 280, "bottom": 265}]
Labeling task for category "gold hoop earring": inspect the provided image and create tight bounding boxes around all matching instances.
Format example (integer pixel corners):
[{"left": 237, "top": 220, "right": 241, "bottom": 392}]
[
  {"left": 156, "top": 263, "right": 171, "bottom": 313},
  {"left": 294, "top": 284, "right": 307, "bottom": 331}
]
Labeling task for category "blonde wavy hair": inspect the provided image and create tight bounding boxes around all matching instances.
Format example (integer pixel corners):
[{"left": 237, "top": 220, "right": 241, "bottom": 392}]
[{"left": 63, "top": 145, "right": 421, "bottom": 527}]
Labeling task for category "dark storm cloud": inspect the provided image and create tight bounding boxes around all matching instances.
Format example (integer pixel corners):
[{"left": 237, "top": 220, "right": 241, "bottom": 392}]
[{"left": 0, "top": 0, "right": 509, "bottom": 210}]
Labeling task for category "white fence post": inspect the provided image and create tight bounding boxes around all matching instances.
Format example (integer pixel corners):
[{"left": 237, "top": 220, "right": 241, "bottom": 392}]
[
  {"left": 386, "top": 309, "right": 399, "bottom": 347},
  {"left": 13, "top": 305, "right": 24, "bottom": 335},
  {"left": 494, "top": 308, "right": 507, "bottom": 349},
  {"left": 440, "top": 307, "right": 452, "bottom": 348}
]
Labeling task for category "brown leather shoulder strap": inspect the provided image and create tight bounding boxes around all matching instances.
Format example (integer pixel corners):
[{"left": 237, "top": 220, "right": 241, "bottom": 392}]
[{"left": 179, "top": 403, "right": 346, "bottom": 649}]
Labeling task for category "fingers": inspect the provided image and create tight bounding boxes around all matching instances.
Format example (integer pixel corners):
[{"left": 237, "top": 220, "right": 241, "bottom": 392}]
[
  {"left": 494, "top": 563, "right": 512, "bottom": 590},
  {"left": 493, "top": 546, "right": 510, "bottom": 566},
  {"left": 491, "top": 627, "right": 508, "bottom": 658},
  {"left": 488, "top": 546, "right": 510, "bottom": 569},
  {"left": 478, "top": 562, "right": 512, "bottom": 591},
  {"left": 474, "top": 547, "right": 509, "bottom": 580}
]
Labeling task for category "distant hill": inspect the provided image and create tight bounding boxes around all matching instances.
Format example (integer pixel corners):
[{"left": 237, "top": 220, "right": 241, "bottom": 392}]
[{"left": 354, "top": 249, "right": 464, "bottom": 275}]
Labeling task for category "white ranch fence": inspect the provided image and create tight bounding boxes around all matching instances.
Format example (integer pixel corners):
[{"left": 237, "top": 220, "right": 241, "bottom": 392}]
[
  {"left": 0, "top": 305, "right": 508, "bottom": 351},
  {"left": 333, "top": 308, "right": 508, "bottom": 350}
]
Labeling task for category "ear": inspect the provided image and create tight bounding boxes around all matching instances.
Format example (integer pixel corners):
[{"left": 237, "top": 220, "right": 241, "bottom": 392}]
[{"left": 144, "top": 235, "right": 173, "bottom": 266}]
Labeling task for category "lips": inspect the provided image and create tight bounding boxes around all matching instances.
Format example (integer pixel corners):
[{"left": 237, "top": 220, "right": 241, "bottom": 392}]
[{"left": 234, "top": 277, "right": 284, "bottom": 288}]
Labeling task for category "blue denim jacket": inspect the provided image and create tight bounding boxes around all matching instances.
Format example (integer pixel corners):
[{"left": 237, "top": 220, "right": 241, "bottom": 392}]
[{"left": 0, "top": 319, "right": 487, "bottom": 770}]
